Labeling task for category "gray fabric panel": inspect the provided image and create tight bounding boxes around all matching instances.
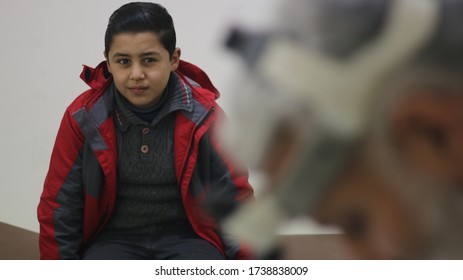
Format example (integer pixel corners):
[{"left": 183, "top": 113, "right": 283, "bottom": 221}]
[
  {"left": 183, "top": 99, "right": 209, "bottom": 125},
  {"left": 72, "top": 108, "right": 108, "bottom": 151},
  {"left": 53, "top": 150, "right": 84, "bottom": 259},
  {"left": 81, "top": 143, "right": 104, "bottom": 198},
  {"left": 89, "top": 84, "right": 115, "bottom": 126}
]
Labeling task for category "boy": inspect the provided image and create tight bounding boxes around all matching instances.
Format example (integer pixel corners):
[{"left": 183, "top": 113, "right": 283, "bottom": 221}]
[{"left": 38, "top": 2, "right": 253, "bottom": 260}]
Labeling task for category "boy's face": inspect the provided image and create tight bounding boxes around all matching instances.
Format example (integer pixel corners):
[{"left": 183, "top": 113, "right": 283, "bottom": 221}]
[{"left": 106, "top": 31, "right": 180, "bottom": 108}]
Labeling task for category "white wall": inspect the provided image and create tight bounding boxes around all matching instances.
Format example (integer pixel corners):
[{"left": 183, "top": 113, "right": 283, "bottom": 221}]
[{"left": 0, "top": 0, "right": 335, "bottom": 235}]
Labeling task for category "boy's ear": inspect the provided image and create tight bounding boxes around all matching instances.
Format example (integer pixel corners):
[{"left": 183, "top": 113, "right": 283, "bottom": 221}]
[
  {"left": 391, "top": 90, "right": 463, "bottom": 182},
  {"left": 170, "top": 47, "right": 181, "bottom": 71},
  {"left": 104, "top": 52, "right": 112, "bottom": 74}
]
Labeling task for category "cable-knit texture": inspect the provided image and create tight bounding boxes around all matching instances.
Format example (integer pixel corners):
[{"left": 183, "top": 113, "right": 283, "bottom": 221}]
[{"left": 106, "top": 73, "right": 193, "bottom": 232}]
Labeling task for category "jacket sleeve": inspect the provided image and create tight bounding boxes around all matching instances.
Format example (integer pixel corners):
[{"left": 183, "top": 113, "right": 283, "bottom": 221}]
[
  {"left": 206, "top": 108, "right": 255, "bottom": 259},
  {"left": 37, "top": 108, "right": 85, "bottom": 259}
]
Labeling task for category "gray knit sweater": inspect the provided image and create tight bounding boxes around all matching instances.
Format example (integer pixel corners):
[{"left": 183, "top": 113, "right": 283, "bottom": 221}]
[{"left": 105, "top": 73, "right": 193, "bottom": 232}]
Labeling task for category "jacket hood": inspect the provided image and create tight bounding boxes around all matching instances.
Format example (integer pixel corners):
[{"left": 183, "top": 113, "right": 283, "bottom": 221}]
[
  {"left": 176, "top": 60, "right": 220, "bottom": 99},
  {"left": 80, "top": 60, "right": 220, "bottom": 100}
]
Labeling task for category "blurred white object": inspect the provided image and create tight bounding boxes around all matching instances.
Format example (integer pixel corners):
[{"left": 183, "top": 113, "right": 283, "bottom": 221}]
[{"left": 223, "top": 0, "right": 439, "bottom": 256}]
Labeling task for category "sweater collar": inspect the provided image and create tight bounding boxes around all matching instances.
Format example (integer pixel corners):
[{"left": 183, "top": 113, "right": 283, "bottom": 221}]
[{"left": 114, "top": 72, "right": 193, "bottom": 131}]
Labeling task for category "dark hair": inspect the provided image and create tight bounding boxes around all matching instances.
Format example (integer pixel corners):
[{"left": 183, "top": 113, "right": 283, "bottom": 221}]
[{"left": 104, "top": 2, "right": 176, "bottom": 58}]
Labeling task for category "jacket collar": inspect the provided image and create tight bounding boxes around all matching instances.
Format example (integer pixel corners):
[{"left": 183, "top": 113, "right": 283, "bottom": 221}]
[
  {"left": 176, "top": 60, "right": 220, "bottom": 100},
  {"left": 80, "top": 61, "right": 112, "bottom": 90},
  {"left": 78, "top": 60, "right": 218, "bottom": 131}
]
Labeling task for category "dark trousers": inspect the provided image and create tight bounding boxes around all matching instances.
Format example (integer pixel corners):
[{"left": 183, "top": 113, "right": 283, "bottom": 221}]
[{"left": 83, "top": 222, "right": 224, "bottom": 260}]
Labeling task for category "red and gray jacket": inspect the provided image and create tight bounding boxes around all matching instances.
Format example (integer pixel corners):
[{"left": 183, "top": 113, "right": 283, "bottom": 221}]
[{"left": 37, "top": 60, "right": 254, "bottom": 259}]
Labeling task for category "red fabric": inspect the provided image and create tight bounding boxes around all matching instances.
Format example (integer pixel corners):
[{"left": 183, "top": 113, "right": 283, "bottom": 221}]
[{"left": 177, "top": 60, "right": 220, "bottom": 99}]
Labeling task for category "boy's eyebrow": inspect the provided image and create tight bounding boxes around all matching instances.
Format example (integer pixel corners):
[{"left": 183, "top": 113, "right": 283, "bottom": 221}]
[
  {"left": 140, "top": 51, "right": 161, "bottom": 57},
  {"left": 111, "top": 51, "right": 161, "bottom": 58},
  {"left": 112, "top": 52, "right": 130, "bottom": 58}
]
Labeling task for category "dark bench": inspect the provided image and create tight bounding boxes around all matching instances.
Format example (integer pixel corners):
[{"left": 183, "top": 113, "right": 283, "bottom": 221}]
[
  {"left": 0, "top": 222, "right": 39, "bottom": 259},
  {"left": 0, "top": 222, "right": 348, "bottom": 260}
]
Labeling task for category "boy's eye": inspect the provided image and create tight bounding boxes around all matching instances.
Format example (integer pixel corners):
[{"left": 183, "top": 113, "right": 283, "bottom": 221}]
[
  {"left": 117, "top": 59, "right": 130, "bottom": 65},
  {"left": 143, "top": 57, "right": 157, "bottom": 63}
]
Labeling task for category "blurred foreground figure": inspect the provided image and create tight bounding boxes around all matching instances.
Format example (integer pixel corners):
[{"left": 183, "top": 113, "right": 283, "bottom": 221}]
[{"left": 223, "top": 0, "right": 463, "bottom": 259}]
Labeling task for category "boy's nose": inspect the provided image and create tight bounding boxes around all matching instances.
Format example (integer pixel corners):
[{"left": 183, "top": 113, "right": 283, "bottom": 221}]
[{"left": 130, "top": 65, "right": 145, "bottom": 80}]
